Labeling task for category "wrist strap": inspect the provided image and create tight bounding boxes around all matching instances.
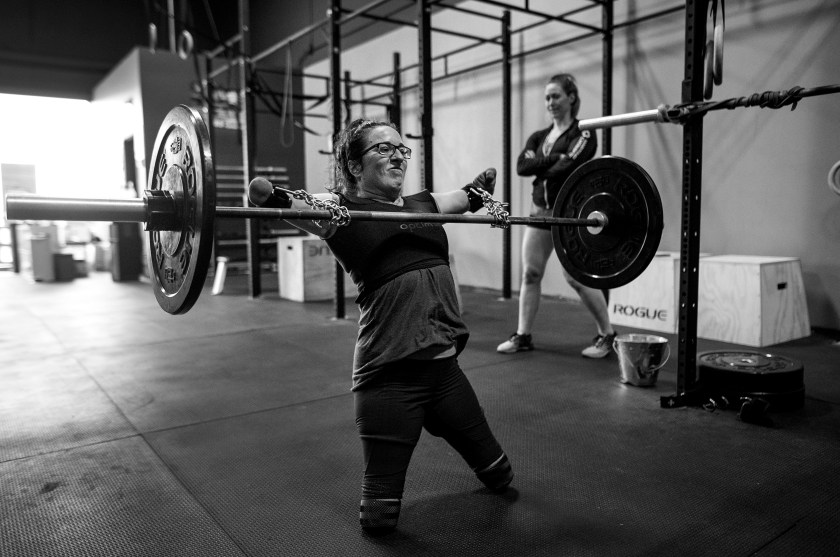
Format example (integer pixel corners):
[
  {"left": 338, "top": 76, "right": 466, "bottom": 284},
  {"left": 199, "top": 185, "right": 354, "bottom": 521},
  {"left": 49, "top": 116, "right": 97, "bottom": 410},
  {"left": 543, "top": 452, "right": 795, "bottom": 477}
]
[
  {"left": 461, "top": 185, "right": 484, "bottom": 213},
  {"left": 264, "top": 187, "right": 292, "bottom": 209}
]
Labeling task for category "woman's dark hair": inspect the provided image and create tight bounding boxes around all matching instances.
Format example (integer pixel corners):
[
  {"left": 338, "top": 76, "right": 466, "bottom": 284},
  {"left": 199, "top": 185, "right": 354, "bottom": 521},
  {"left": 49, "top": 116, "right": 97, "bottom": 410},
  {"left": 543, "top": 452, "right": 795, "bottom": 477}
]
[
  {"left": 547, "top": 73, "right": 580, "bottom": 118},
  {"left": 331, "top": 118, "right": 397, "bottom": 194}
]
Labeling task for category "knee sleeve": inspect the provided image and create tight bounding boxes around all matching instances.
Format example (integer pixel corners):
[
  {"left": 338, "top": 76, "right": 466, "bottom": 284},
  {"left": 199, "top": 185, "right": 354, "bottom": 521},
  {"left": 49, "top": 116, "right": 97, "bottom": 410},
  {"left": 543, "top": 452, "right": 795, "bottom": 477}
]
[
  {"left": 360, "top": 498, "right": 401, "bottom": 532},
  {"left": 475, "top": 453, "right": 514, "bottom": 492}
]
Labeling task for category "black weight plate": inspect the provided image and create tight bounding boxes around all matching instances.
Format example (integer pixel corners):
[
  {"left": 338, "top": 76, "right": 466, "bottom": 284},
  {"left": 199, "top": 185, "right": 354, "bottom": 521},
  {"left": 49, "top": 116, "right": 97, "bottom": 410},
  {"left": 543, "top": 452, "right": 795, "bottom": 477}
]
[
  {"left": 552, "top": 156, "right": 663, "bottom": 289},
  {"left": 698, "top": 350, "right": 805, "bottom": 411},
  {"left": 147, "top": 105, "right": 216, "bottom": 315}
]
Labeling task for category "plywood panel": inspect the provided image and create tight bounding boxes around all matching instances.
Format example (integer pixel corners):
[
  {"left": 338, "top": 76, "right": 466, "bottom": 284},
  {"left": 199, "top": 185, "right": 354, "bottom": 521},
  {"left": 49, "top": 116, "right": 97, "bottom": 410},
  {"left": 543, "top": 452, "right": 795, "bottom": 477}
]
[
  {"left": 277, "top": 236, "right": 354, "bottom": 302},
  {"left": 698, "top": 256, "right": 810, "bottom": 346}
]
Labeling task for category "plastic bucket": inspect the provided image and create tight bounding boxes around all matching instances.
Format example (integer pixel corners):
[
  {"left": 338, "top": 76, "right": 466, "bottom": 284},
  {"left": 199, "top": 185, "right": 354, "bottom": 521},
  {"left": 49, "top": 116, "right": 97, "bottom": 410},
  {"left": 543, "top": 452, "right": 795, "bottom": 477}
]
[{"left": 613, "top": 333, "right": 670, "bottom": 387}]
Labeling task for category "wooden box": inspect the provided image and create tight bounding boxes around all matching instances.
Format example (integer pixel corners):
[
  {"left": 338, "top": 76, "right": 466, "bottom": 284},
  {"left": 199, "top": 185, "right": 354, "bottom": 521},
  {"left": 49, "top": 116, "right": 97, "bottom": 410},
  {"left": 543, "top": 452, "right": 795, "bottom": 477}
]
[
  {"left": 608, "top": 252, "right": 706, "bottom": 334},
  {"left": 698, "top": 255, "right": 810, "bottom": 347},
  {"left": 277, "top": 236, "right": 354, "bottom": 302},
  {"left": 30, "top": 236, "right": 55, "bottom": 282}
]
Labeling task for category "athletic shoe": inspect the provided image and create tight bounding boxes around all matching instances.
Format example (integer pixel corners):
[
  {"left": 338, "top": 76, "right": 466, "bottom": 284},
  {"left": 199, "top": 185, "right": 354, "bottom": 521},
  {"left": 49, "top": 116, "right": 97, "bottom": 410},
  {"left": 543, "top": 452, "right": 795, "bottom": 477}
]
[
  {"left": 497, "top": 333, "right": 534, "bottom": 353},
  {"left": 581, "top": 331, "right": 617, "bottom": 359}
]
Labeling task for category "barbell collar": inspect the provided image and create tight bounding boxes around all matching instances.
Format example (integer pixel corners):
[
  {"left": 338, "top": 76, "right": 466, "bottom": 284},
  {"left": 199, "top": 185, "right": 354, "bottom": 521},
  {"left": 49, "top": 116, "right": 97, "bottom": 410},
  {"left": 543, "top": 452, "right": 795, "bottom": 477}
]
[
  {"left": 145, "top": 189, "right": 180, "bottom": 231},
  {"left": 585, "top": 211, "right": 608, "bottom": 235}
]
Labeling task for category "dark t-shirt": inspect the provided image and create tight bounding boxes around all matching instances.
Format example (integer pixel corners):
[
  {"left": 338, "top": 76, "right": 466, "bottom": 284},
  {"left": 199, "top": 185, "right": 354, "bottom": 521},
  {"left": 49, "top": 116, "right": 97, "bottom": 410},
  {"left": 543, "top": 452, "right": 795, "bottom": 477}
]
[
  {"left": 327, "top": 190, "right": 450, "bottom": 302},
  {"left": 325, "top": 190, "right": 469, "bottom": 390}
]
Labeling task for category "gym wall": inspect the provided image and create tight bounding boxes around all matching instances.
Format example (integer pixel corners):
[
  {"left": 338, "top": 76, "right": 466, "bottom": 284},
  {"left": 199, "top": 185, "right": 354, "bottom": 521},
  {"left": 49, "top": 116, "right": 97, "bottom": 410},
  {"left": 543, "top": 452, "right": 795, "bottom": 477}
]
[{"left": 302, "top": 0, "right": 840, "bottom": 332}]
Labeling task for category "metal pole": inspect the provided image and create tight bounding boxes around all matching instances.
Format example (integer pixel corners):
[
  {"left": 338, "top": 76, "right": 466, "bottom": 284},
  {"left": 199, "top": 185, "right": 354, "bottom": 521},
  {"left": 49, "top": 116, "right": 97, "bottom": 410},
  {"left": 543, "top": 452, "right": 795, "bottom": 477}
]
[
  {"left": 390, "top": 52, "right": 402, "bottom": 131},
  {"left": 215, "top": 208, "right": 602, "bottom": 227},
  {"left": 330, "top": 0, "right": 346, "bottom": 319},
  {"left": 167, "top": 0, "right": 176, "bottom": 53},
  {"left": 344, "top": 70, "right": 352, "bottom": 125},
  {"left": 501, "top": 10, "right": 512, "bottom": 299},
  {"left": 418, "top": 0, "right": 434, "bottom": 191},
  {"left": 4, "top": 196, "right": 602, "bottom": 228},
  {"left": 5, "top": 197, "right": 147, "bottom": 222},
  {"left": 674, "top": 0, "right": 708, "bottom": 401},
  {"left": 579, "top": 108, "right": 668, "bottom": 131},
  {"left": 600, "top": 0, "right": 614, "bottom": 306},
  {"left": 602, "top": 0, "right": 613, "bottom": 155},
  {"left": 239, "top": 0, "right": 261, "bottom": 300},
  {"left": 10, "top": 222, "right": 20, "bottom": 273}
]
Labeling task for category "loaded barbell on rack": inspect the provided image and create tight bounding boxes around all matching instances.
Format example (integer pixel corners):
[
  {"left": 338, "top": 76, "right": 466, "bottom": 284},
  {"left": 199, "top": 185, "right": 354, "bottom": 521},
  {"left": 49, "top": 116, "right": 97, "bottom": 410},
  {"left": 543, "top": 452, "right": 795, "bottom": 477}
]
[{"left": 3, "top": 105, "right": 664, "bottom": 315}]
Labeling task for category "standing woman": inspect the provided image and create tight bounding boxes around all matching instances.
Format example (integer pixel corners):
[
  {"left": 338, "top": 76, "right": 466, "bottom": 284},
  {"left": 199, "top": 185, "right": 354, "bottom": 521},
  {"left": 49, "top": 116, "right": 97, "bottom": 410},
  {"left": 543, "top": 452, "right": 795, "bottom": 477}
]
[
  {"left": 249, "top": 119, "right": 513, "bottom": 535},
  {"left": 497, "top": 73, "right": 617, "bottom": 357}
]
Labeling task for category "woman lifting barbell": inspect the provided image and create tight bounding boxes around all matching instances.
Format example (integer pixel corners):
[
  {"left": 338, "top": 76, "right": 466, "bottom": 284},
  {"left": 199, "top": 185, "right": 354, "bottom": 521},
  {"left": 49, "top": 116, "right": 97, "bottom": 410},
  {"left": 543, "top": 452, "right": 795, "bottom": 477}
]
[{"left": 249, "top": 119, "right": 513, "bottom": 535}]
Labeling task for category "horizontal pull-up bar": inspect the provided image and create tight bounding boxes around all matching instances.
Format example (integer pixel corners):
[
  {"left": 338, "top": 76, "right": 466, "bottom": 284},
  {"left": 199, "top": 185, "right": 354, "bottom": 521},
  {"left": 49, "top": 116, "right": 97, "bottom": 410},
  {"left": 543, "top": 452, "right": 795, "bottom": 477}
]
[
  {"left": 209, "top": 0, "right": 396, "bottom": 79},
  {"left": 467, "top": 0, "right": 603, "bottom": 34},
  {"left": 360, "top": 30, "right": 600, "bottom": 105},
  {"left": 352, "top": 2, "right": 613, "bottom": 92},
  {"left": 346, "top": 3, "right": 683, "bottom": 104},
  {"left": 340, "top": 8, "right": 502, "bottom": 46},
  {"left": 205, "top": 33, "right": 242, "bottom": 60},
  {"left": 252, "top": 0, "right": 394, "bottom": 64}
]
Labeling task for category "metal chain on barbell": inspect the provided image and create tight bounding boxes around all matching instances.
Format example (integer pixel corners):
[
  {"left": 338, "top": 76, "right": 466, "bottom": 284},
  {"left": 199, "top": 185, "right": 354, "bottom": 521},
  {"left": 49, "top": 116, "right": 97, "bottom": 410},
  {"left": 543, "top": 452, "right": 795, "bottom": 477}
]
[
  {"left": 470, "top": 187, "right": 510, "bottom": 229},
  {"left": 278, "top": 187, "right": 351, "bottom": 227}
]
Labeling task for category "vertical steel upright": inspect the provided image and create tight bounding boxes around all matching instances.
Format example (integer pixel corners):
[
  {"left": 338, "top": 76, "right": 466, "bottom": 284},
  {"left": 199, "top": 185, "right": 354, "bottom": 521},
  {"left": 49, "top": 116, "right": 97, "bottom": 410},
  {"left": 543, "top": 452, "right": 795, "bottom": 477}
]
[
  {"left": 417, "top": 0, "right": 434, "bottom": 191},
  {"left": 343, "top": 71, "right": 352, "bottom": 124},
  {"left": 10, "top": 223, "right": 20, "bottom": 273},
  {"left": 674, "top": 0, "right": 708, "bottom": 400},
  {"left": 239, "top": 0, "right": 261, "bottom": 299},
  {"left": 601, "top": 0, "right": 614, "bottom": 156},
  {"left": 390, "top": 52, "right": 402, "bottom": 132},
  {"left": 330, "top": 0, "right": 346, "bottom": 319},
  {"left": 501, "top": 10, "right": 512, "bottom": 298},
  {"left": 204, "top": 57, "right": 218, "bottom": 263},
  {"left": 600, "top": 0, "right": 614, "bottom": 305}
]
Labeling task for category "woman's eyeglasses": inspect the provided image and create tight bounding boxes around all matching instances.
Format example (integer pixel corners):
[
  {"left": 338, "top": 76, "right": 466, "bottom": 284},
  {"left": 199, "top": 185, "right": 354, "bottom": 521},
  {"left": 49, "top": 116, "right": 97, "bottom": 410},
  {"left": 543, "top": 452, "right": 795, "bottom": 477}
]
[{"left": 360, "top": 142, "right": 412, "bottom": 160}]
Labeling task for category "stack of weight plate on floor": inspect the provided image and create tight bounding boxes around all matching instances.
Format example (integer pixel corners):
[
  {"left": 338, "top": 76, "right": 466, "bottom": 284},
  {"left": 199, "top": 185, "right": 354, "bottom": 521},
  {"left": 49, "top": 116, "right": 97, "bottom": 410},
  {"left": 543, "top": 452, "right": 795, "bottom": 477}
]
[{"left": 697, "top": 351, "right": 805, "bottom": 412}]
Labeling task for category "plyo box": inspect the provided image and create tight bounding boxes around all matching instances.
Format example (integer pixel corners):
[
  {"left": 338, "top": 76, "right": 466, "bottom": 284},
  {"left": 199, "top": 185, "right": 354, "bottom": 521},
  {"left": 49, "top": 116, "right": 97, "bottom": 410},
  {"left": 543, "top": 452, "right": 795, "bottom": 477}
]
[
  {"left": 697, "top": 255, "right": 810, "bottom": 347},
  {"left": 277, "top": 236, "right": 355, "bottom": 302},
  {"left": 608, "top": 252, "right": 706, "bottom": 334}
]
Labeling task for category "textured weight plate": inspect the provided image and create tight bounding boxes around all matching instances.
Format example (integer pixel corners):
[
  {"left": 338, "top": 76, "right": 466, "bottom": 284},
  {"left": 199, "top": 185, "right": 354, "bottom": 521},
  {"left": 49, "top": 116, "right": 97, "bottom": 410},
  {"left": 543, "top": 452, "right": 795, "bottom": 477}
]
[
  {"left": 698, "top": 350, "right": 805, "bottom": 411},
  {"left": 147, "top": 105, "right": 216, "bottom": 314},
  {"left": 552, "top": 156, "right": 663, "bottom": 289}
]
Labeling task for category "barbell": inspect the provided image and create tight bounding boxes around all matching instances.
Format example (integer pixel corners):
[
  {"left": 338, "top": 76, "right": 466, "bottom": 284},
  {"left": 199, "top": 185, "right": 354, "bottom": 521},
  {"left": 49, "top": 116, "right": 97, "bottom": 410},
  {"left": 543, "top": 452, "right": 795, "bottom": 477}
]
[{"left": 3, "top": 105, "right": 664, "bottom": 315}]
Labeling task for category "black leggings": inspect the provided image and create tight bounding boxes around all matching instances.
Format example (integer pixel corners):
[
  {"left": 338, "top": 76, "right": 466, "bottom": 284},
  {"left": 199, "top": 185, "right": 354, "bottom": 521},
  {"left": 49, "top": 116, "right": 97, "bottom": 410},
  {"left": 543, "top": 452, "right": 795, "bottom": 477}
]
[{"left": 354, "top": 356, "right": 505, "bottom": 500}]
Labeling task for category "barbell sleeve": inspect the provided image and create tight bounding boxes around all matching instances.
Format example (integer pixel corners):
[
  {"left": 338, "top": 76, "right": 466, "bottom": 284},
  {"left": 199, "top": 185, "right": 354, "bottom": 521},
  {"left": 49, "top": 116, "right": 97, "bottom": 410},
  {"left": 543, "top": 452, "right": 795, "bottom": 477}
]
[
  {"left": 5, "top": 195, "right": 148, "bottom": 223},
  {"left": 578, "top": 105, "right": 671, "bottom": 131}
]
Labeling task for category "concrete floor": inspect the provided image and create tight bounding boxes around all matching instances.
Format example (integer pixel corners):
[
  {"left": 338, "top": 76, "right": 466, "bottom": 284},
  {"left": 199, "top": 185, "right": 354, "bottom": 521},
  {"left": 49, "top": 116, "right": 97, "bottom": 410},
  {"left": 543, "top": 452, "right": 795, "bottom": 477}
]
[{"left": 1, "top": 269, "right": 838, "bottom": 556}]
